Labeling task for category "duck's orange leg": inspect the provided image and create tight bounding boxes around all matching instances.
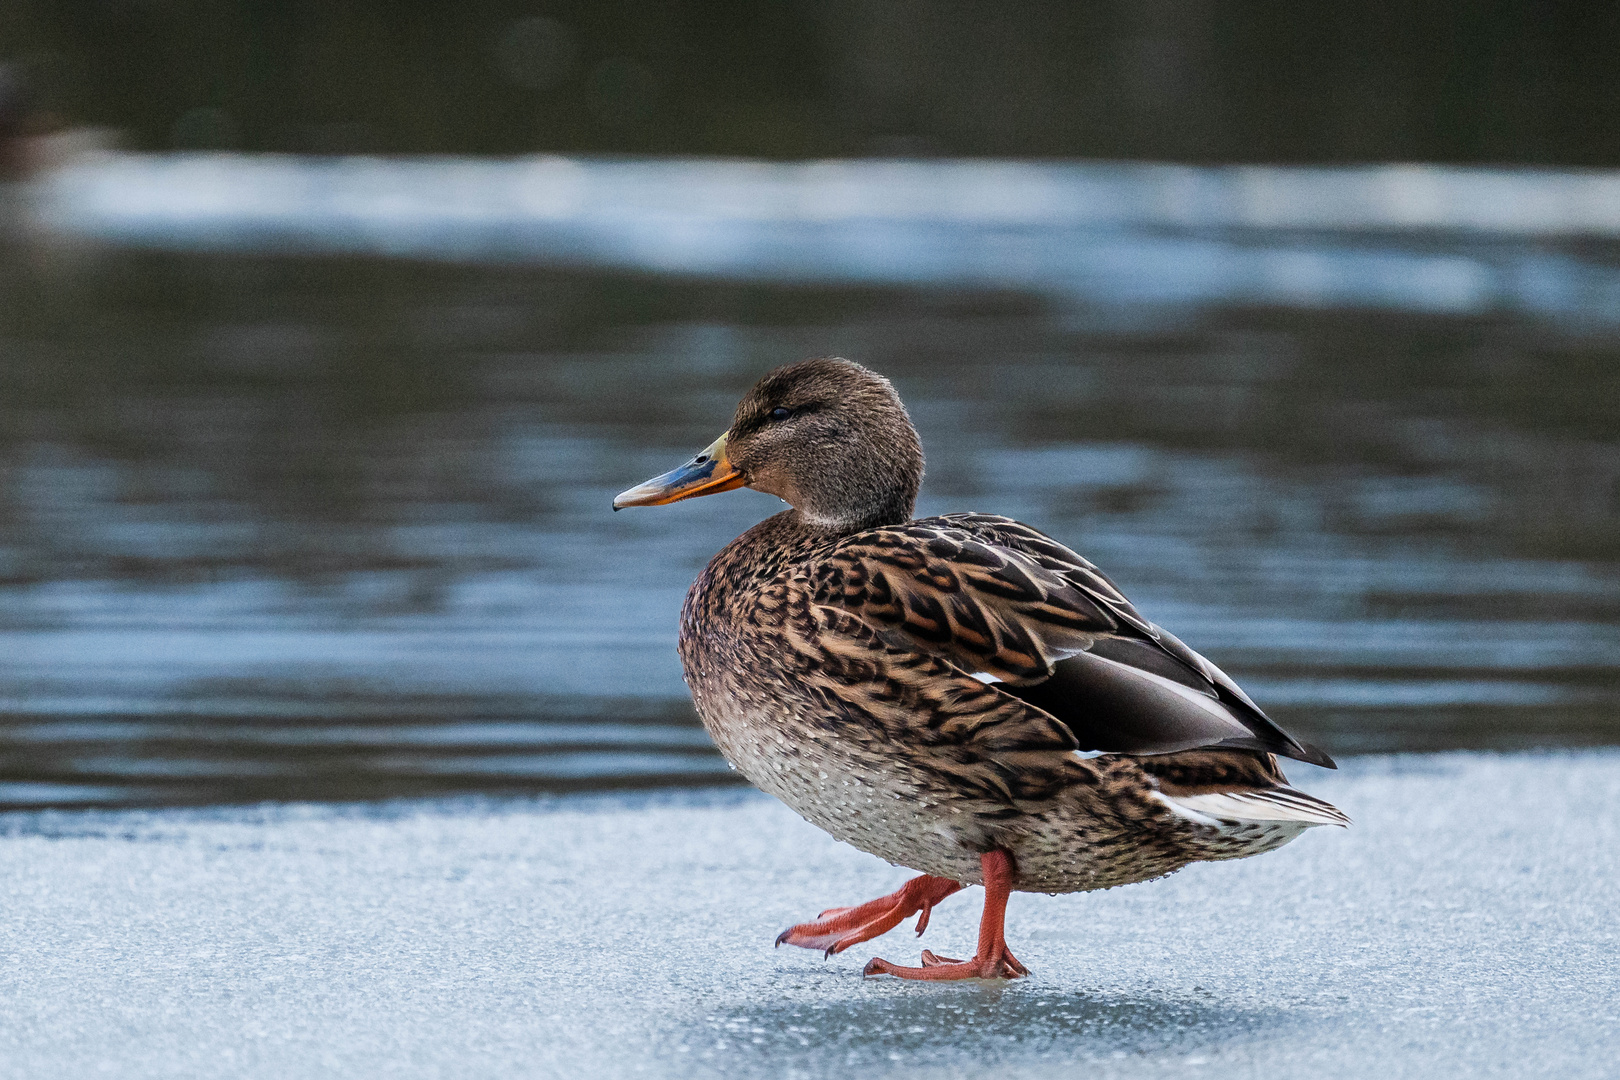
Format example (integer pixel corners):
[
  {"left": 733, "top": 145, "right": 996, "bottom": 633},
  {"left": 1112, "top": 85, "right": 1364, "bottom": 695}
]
[
  {"left": 775, "top": 874, "right": 963, "bottom": 956},
  {"left": 862, "top": 849, "right": 1028, "bottom": 980}
]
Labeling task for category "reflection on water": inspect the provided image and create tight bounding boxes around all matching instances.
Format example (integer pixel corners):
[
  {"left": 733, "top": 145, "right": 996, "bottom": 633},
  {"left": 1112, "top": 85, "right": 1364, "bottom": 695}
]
[{"left": 0, "top": 242, "right": 1616, "bottom": 807}]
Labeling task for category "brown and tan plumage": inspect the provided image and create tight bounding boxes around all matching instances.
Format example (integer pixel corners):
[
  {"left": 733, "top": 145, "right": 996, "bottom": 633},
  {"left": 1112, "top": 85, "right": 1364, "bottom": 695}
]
[{"left": 615, "top": 356, "right": 1347, "bottom": 981}]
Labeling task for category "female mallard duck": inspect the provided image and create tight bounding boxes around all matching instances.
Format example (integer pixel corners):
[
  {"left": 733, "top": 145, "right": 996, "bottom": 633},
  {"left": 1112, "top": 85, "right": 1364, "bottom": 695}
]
[{"left": 615, "top": 357, "right": 1346, "bottom": 981}]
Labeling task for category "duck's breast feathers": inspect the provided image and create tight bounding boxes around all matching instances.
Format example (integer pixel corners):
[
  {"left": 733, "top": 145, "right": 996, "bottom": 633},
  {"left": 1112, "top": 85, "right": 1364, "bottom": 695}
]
[{"left": 807, "top": 514, "right": 1333, "bottom": 768}]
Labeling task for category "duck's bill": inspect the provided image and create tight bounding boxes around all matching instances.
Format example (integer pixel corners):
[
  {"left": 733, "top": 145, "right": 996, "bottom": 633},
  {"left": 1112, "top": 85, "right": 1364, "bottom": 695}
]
[{"left": 613, "top": 432, "right": 745, "bottom": 509}]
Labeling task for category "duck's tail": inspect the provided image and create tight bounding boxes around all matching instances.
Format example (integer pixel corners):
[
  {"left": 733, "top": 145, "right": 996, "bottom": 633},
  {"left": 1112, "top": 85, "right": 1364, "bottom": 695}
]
[{"left": 1155, "top": 784, "right": 1351, "bottom": 829}]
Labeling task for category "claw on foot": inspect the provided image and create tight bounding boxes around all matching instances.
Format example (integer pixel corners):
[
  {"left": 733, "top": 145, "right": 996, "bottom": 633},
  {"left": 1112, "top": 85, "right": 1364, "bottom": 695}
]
[
  {"left": 775, "top": 874, "right": 962, "bottom": 956},
  {"left": 861, "top": 849, "right": 1029, "bottom": 982}
]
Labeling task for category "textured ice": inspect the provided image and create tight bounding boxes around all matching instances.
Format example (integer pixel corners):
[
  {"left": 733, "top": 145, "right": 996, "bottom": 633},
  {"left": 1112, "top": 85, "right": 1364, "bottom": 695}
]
[{"left": 1, "top": 752, "right": 1617, "bottom": 1079}]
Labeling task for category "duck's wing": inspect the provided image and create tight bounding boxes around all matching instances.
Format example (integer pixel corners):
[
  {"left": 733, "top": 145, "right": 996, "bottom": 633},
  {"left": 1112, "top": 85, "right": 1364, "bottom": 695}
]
[{"left": 810, "top": 514, "right": 1333, "bottom": 769}]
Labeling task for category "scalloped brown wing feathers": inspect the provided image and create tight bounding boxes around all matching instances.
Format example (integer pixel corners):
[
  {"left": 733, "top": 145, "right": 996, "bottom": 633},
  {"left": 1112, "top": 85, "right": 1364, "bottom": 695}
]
[
  {"left": 810, "top": 516, "right": 1137, "bottom": 683},
  {"left": 789, "top": 603, "right": 1091, "bottom": 806},
  {"left": 805, "top": 514, "right": 1332, "bottom": 769}
]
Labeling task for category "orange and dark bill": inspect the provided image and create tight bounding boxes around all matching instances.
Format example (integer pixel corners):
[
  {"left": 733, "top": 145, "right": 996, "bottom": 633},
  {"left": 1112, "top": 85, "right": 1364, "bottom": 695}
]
[{"left": 613, "top": 432, "right": 745, "bottom": 509}]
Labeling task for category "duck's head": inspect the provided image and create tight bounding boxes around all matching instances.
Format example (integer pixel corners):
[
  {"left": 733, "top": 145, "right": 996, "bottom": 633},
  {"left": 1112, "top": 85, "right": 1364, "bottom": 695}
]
[{"left": 613, "top": 357, "right": 923, "bottom": 533}]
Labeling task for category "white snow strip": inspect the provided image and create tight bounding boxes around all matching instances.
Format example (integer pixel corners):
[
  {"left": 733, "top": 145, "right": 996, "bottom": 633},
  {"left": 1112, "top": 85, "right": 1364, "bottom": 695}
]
[{"left": 27, "top": 154, "right": 1620, "bottom": 321}]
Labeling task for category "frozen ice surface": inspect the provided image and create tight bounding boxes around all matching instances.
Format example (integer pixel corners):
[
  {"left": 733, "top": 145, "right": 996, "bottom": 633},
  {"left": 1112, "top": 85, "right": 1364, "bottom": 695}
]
[{"left": 0, "top": 752, "right": 1616, "bottom": 1079}]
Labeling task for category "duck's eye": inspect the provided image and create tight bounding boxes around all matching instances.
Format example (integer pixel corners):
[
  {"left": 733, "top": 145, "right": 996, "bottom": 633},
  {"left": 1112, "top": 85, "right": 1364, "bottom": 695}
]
[{"left": 769, "top": 407, "right": 793, "bottom": 421}]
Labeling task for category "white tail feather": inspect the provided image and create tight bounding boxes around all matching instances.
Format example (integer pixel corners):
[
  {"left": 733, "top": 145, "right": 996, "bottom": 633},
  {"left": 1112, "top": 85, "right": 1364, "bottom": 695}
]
[{"left": 1155, "top": 787, "right": 1350, "bottom": 828}]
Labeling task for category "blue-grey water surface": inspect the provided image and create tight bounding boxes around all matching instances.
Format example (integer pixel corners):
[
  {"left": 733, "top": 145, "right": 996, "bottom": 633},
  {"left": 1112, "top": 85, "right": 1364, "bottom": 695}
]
[{"left": 1, "top": 207, "right": 1617, "bottom": 807}]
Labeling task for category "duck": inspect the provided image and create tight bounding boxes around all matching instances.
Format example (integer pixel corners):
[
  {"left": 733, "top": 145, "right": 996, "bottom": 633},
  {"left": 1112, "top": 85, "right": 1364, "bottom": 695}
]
[{"left": 614, "top": 356, "right": 1347, "bottom": 981}]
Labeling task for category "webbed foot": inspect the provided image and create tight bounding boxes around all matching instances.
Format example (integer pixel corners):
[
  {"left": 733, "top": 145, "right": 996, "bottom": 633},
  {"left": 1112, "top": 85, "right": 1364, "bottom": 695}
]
[{"left": 775, "top": 874, "right": 963, "bottom": 956}]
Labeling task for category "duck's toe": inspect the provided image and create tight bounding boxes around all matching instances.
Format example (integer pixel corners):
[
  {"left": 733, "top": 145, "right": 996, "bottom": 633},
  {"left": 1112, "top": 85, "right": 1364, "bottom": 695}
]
[
  {"left": 863, "top": 946, "right": 1028, "bottom": 981},
  {"left": 775, "top": 874, "right": 963, "bottom": 956}
]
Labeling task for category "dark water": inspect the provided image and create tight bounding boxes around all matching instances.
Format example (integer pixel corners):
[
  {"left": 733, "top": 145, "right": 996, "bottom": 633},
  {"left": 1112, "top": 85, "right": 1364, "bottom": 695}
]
[{"left": 0, "top": 243, "right": 1617, "bottom": 808}]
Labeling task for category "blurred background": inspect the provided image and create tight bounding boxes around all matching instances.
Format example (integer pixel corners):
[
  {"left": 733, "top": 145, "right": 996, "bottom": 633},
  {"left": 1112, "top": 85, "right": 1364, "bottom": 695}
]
[
  {"left": 6, "top": 1, "right": 1620, "bottom": 162},
  {"left": 0, "top": 2, "right": 1616, "bottom": 809}
]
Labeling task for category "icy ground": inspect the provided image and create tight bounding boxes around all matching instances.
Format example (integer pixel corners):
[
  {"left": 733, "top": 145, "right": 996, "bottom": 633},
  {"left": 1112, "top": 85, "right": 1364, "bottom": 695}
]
[{"left": 0, "top": 753, "right": 1616, "bottom": 1079}]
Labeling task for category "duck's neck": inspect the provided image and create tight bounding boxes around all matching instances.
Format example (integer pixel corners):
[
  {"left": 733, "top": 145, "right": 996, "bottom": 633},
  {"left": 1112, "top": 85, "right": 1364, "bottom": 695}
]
[{"left": 790, "top": 492, "right": 914, "bottom": 536}]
